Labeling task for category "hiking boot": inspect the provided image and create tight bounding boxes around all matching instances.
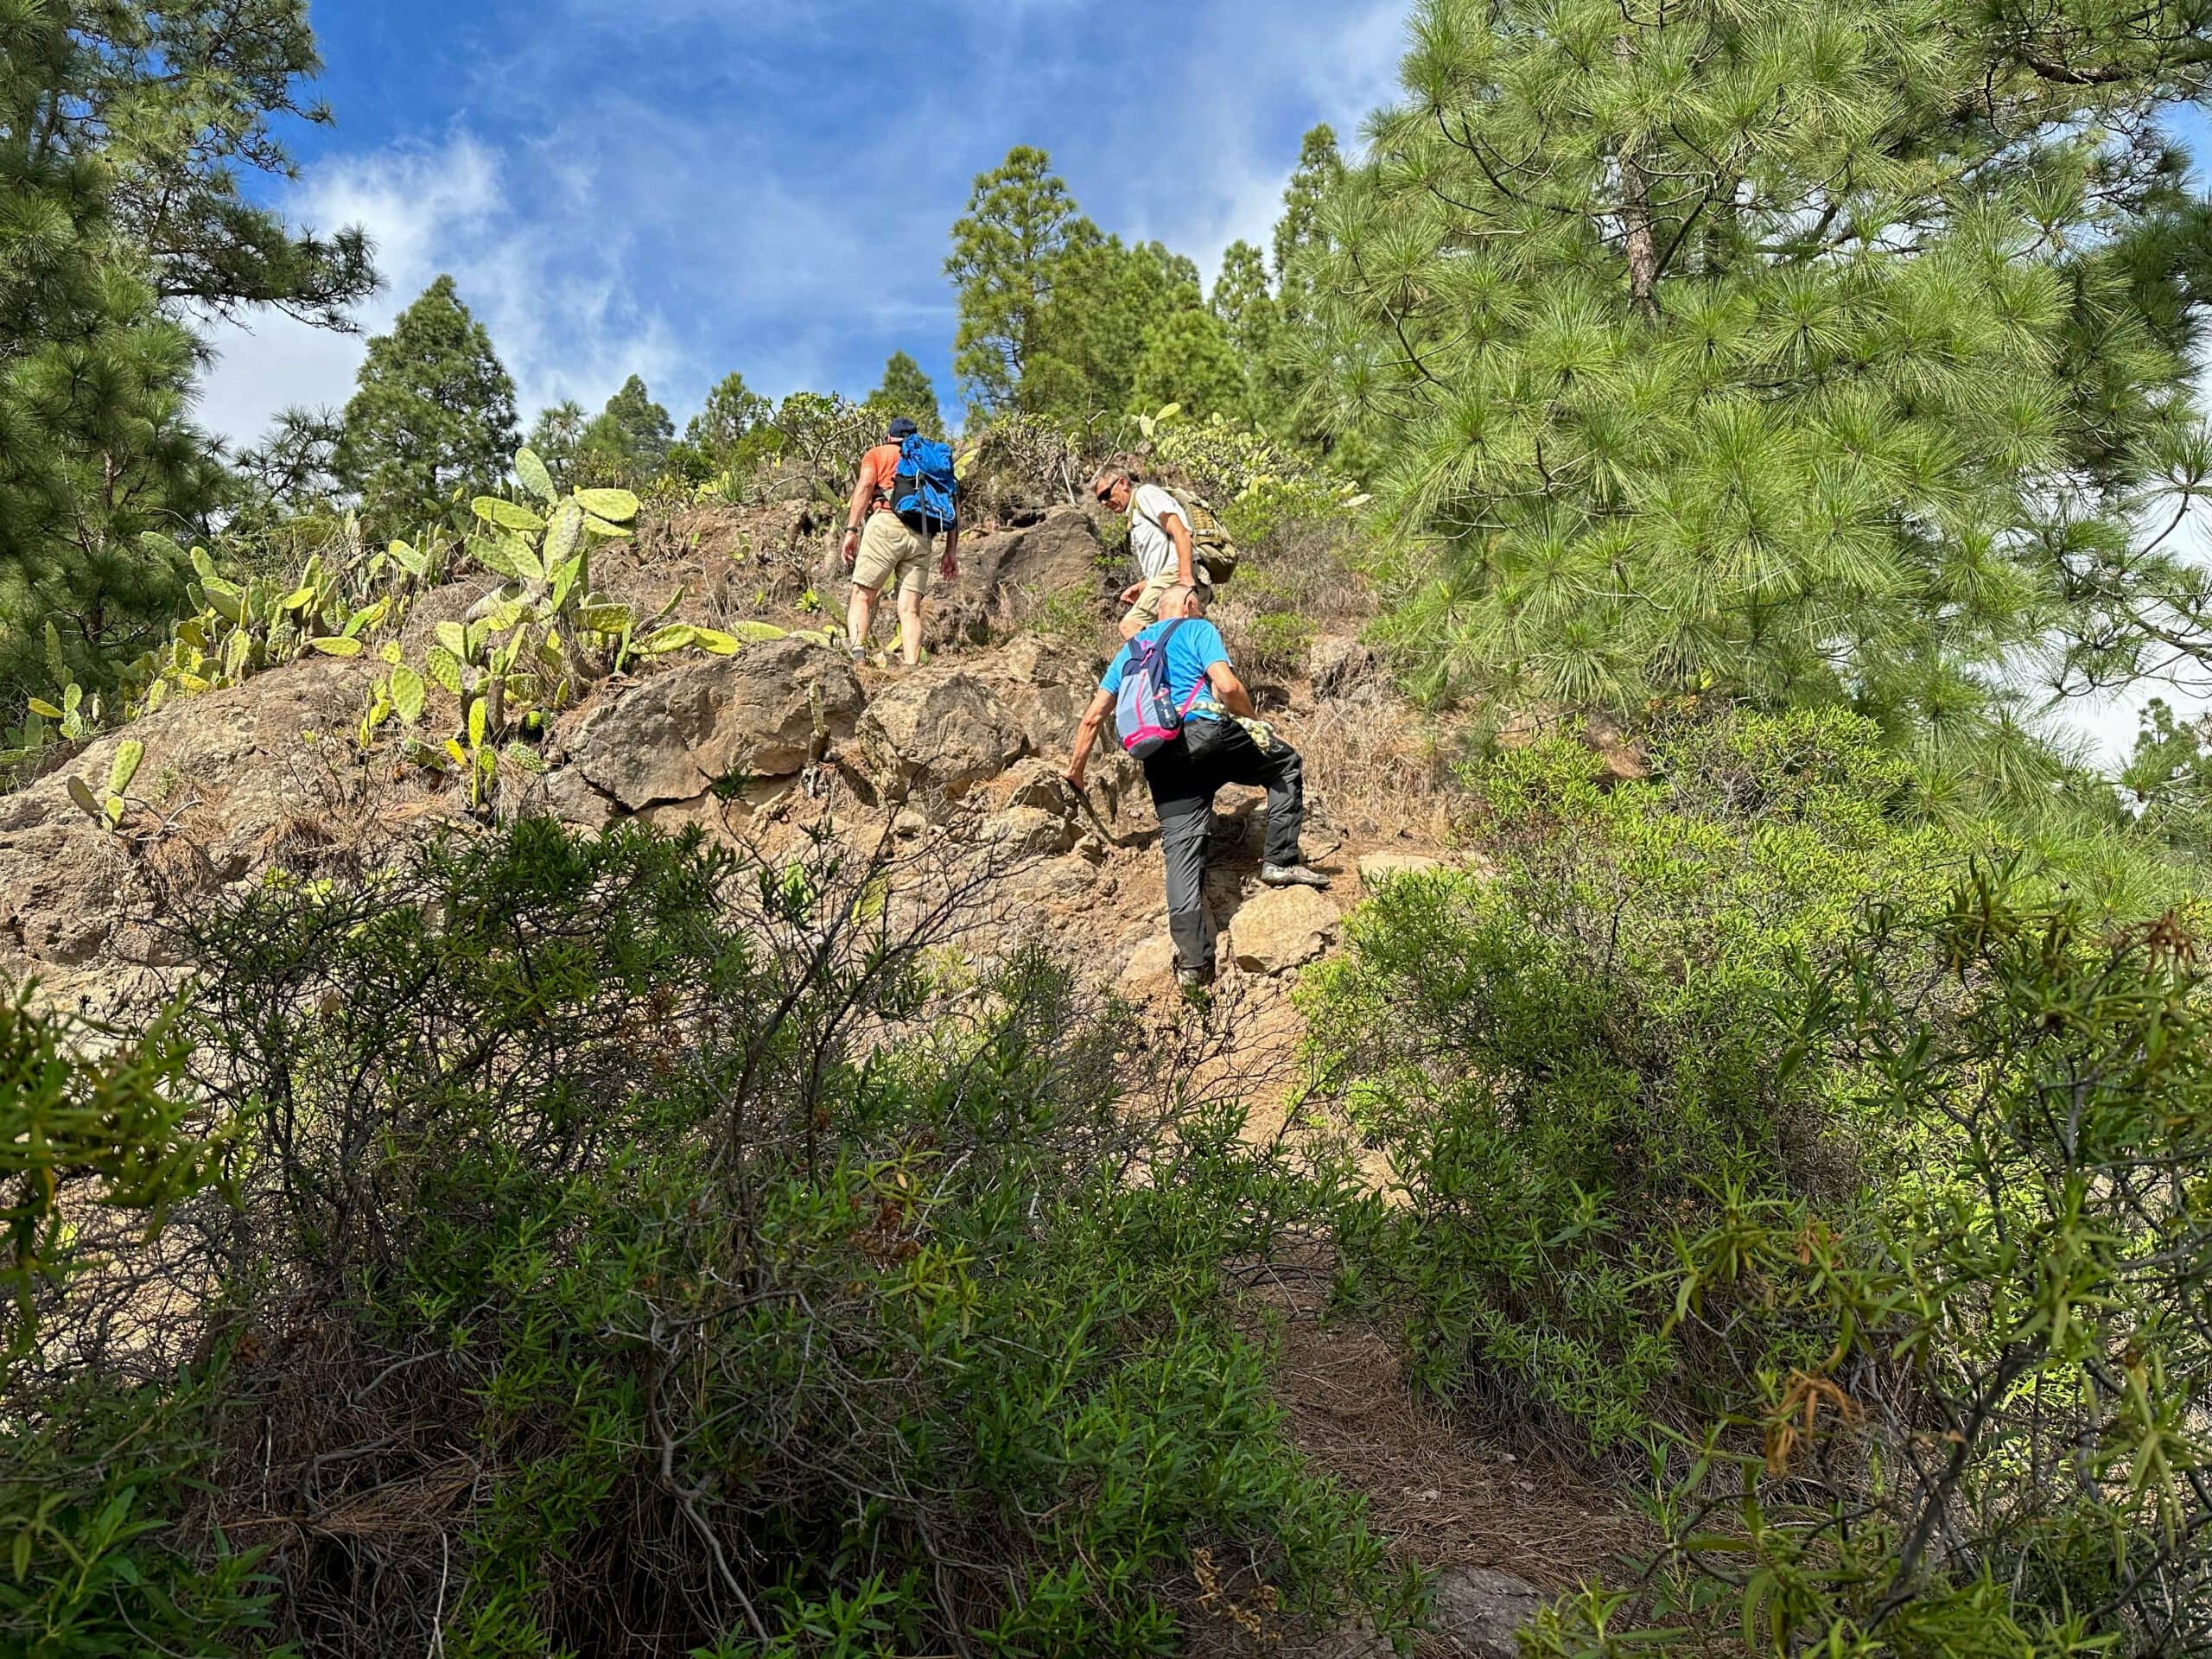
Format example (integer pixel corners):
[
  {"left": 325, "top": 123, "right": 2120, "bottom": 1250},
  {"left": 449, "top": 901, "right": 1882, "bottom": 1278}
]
[
  {"left": 1261, "top": 862, "right": 1332, "bottom": 890},
  {"left": 1175, "top": 964, "right": 1215, "bottom": 1001}
]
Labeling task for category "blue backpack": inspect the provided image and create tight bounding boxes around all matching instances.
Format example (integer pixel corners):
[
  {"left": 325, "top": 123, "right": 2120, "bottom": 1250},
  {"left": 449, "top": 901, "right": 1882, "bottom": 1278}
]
[{"left": 893, "top": 435, "right": 957, "bottom": 536}]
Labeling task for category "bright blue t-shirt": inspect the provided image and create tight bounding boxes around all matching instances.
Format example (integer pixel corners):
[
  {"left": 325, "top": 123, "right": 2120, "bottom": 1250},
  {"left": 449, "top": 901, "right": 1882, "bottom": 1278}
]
[{"left": 1099, "top": 618, "right": 1231, "bottom": 724}]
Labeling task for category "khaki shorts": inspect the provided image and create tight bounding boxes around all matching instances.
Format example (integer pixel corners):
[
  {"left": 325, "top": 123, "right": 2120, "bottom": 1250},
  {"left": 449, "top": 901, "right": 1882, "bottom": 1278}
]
[
  {"left": 853, "top": 512, "right": 931, "bottom": 600},
  {"left": 1122, "top": 568, "right": 1214, "bottom": 630}
]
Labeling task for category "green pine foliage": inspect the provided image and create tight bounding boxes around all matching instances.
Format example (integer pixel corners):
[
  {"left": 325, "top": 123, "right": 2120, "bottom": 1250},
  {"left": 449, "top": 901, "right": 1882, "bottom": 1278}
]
[
  {"left": 668, "top": 369, "right": 777, "bottom": 486},
  {"left": 1132, "top": 306, "right": 1250, "bottom": 424},
  {"left": 862, "top": 350, "right": 944, "bottom": 437},
  {"left": 948, "top": 146, "right": 1221, "bottom": 423},
  {"left": 578, "top": 372, "right": 676, "bottom": 486},
  {"left": 0, "top": 0, "right": 372, "bottom": 707},
  {"left": 335, "top": 276, "right": 521, "bottom": 531},
  {"left": 1294, "top": 0, "right": 2212, "bottom": 798}
]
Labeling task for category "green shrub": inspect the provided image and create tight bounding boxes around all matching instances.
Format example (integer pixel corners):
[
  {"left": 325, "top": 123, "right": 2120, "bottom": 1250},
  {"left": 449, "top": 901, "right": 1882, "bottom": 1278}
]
[
  {"left": 1527, "top": 872, "right": 2212, "bottom": 1655},
  {"left": 2, "top": 991, "right": 270, "bottom": 1656},
  {"left": 1301, "top": 710, "right": 2013, "bottom": 1449},
  {"left": 35, "top": 819, "right": 1410, "bottom": 1656}
]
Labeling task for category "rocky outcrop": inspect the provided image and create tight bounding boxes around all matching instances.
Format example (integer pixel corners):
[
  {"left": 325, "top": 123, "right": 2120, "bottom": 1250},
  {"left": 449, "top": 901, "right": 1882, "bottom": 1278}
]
[
  {"left": 856, "top": 669, "right": 1029, "bottom": 818},
  {"left": 855, "top": 639, "right": 1109, "bottom": 824},
  {"left": 1227, "top": 886, "right": 1341, "bottom": 976},
  {"left": 558, "top": 639, "right": 863, "bottom": 811},
  {"left": 924, "top": 506, "right": 1113, "bottom": 649},
  {"left": 0, "top": 656, "right": 381, "bottom": 993}
]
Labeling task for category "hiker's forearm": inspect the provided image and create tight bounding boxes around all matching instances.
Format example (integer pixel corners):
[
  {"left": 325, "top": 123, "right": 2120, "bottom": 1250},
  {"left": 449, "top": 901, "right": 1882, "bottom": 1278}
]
[
  {"left": 1066, "top": 727, "right": 1099, "bottom": 775},
  {"left": 845, "top": 474, "right": 873, "bottom": 529},
  {"left": 1173, "top": 523, "right": 1195, "bottom": 585},
  {"left": 1210, "top": 668, "right": 1255, "bottom": 718}
]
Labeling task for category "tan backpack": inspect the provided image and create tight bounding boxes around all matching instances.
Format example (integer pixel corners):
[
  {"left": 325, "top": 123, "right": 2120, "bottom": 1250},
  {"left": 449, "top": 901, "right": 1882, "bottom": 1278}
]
[{"left": 1136, "top": 489, "right": 1242, "bottom": 584}]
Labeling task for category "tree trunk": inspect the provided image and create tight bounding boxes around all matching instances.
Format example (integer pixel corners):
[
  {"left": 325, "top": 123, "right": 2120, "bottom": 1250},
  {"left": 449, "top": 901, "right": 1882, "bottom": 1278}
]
[{"left": 1615, "top": 39, "right": 1660, "bottom": 316}]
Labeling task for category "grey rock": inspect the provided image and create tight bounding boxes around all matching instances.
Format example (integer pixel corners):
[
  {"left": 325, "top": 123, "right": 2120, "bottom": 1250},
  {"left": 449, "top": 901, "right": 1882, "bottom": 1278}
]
[
  {"left": 1308, "top": 633, "right": 1382, "bottom": 699},
  {"left": 0, "top": 656, "right": 373, "bottom": 988},
  {"left": 979, "top": 805, "right": 1076, "bottom": 858},
  {"left": 1226, "top": 885, "right": 1340, "bottom": 976},
  {"left": 856, "top": 667, "right": 1028, "bottom": 818},
  {"left": 563, "top": 639, "right": 863, "bottom": 810},
  {"left": 1427, "top": 1567, "right": 1548, "bottom": 1658},
  {"left": 539, "top": 767, "right": 620, "bottom": 833},
  {"left": 925, "top": 506, "right": 1112, "bottom": 649},
  {"left": 1116, "top": 933, "right": 1178, "bottom": 995}
]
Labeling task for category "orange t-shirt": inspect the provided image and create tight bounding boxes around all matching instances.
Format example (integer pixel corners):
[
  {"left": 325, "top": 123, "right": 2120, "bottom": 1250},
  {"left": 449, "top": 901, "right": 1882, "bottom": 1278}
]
[{"left": 858, "top": 443, "right": 902, "bottom": 514}]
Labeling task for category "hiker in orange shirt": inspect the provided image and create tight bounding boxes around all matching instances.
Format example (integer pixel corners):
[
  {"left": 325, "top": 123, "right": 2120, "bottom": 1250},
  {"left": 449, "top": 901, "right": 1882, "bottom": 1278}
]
[{"left": 842, "top": 416, "right": 958, "bottom": 669}]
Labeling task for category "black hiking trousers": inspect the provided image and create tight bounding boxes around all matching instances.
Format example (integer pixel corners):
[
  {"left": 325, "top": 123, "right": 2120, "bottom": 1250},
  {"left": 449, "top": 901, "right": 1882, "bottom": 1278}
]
[{"left": 1142, "top": 716, "right": 1306, "bottom": 976}]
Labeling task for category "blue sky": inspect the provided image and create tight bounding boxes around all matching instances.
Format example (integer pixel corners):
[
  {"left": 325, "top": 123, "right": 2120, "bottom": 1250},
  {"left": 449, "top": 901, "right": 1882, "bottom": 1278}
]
[{"left": 198, "top": 0, "right": 1414, "bottom": 445}]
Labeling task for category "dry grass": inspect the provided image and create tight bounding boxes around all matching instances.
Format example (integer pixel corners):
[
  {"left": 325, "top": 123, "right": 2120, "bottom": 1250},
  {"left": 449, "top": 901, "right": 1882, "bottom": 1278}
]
[{"left": 1294, "top": 694, "right": 1465, "bottom": 845}]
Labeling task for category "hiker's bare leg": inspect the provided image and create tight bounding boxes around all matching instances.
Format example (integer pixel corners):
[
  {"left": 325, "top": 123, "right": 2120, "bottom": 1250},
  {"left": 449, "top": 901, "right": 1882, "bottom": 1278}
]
[
  {"left": 846, "top": 583, "right": 879, "bottom": 657},
  {"left": 896, "top": 589, "right": 925, "bottom": 668}
]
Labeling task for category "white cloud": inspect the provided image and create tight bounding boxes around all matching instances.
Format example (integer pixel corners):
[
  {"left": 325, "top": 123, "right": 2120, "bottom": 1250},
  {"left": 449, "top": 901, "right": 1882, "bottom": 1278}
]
[{"left": 197, "top": 130, "right": 682, "bottom": 445}]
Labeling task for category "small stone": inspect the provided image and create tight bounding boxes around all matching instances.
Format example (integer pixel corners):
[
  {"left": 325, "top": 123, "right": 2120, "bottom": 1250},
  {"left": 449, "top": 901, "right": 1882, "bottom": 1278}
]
[
  {"left": 1117, "top": 934, "right": 1178, "bottom": 995},
  {"left": 1226, "top": 886, "right": 1340, "bottom": 976}
]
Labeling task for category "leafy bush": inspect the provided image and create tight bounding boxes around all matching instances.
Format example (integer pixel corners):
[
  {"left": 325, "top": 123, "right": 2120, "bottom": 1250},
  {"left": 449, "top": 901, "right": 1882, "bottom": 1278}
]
[
  {"left": 1301, "top": 711, "right": 2011, "bottom": 1449},
  {"left": 22, "top": 819, "right": 1410, "bottom": 1656},
  {"left": 1144, "top": 409, "right": 1365, "bottom": 550},
  {"left": 1527, "top": 873, "right": 2212, "bottom": 1656},
  {"left": 2, "top": 991, "right": 268, "bottom": 1656}
]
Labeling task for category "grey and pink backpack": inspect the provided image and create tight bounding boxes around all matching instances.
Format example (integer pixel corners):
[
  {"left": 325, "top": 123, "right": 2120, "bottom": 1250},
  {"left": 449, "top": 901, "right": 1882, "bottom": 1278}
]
[{"left": 1116, "top": 620, "right": 1205, "bottom": 759}]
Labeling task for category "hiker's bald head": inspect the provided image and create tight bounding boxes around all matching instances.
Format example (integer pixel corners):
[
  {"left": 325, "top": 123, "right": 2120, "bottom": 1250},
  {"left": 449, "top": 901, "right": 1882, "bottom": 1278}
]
[{"left": 1160, "top": 582, "right": 1209, "bottom": 618}]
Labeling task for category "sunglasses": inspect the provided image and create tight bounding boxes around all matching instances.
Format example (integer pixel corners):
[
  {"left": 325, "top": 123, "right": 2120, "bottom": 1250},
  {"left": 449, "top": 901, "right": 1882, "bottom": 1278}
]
[{"left": 1093, "top": 481, "right": 1119, "bottom": 504}]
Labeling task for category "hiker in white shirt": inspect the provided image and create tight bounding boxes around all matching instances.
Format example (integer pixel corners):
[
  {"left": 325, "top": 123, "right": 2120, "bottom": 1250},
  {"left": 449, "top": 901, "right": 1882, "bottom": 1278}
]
[{"left": 1092, "top": 465, "right": 1211, "bottom": 639}]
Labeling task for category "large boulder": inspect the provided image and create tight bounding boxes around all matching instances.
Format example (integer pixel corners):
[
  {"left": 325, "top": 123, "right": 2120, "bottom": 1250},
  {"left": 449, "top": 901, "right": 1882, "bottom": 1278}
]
[
  {"left": 1226, "top": 886, "right": 1341, "bottom": 976},
  {"left": 559, "top": 638, "right": 863, "bottom": 811},
  {"left": 984, "top": 634, "right": 1098, "bottom": 759},
  {"left": 856, "top": 666, "right": 1029, "bottom": 817},
  {"left": 925, "top": 507, "right": 1113, "bottom": 648}
]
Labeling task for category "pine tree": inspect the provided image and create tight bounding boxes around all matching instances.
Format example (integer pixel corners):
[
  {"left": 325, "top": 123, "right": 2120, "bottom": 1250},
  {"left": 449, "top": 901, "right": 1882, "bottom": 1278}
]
[
  {"left": 525, "top": 401, "right": 588, "bottom": 492},
  {"left": 1272, "top": 126, "right": 1341, "bottom": 327},
  {"left": 0, "top": 0, "right": 375, "bottom": 699},
  {"left": 580, "top": 375, "right": 674, "bottom": 486},
  {"left": 686, "top": 372, "right": 771, "bottom": 456},
  {"left": 335, "top": 276, "right": 518, "bottom": 531},
  {"left": 665, "top": 372, "right": 774, "bottom": 484},
  {"left": 864, "top": 353, "right": 944, "bottom": 437},
  {"left": 947, "top": 146, "right": 1098, "bottom": 419},
  {"left": 1303, "top": 0, "right": 2212, "bottom": 788},
  {"left": 1211, "top": 241, "right": 1277, "bottom": 372},
  {"left": 1132, "top": 308, "right": 1250, "bottom": 423}
]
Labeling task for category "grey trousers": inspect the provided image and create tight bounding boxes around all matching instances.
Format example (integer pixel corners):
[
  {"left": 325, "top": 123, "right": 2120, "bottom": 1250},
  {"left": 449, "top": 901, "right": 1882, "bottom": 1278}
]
[{"left": 1148, "top": 719, "right": 1306, "bottom": 974}]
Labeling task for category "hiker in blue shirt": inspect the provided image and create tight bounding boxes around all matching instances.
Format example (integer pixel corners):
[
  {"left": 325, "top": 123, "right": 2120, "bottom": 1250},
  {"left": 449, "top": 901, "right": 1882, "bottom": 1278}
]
[{"left": 1063, "top": 583, "right": 1330, "bottom": 992}]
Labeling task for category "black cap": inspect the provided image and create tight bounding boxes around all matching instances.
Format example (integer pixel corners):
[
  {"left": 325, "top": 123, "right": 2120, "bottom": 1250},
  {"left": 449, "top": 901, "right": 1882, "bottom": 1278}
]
[{"left": 887, "top": 416, "right": 918, "bottom": 439}]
